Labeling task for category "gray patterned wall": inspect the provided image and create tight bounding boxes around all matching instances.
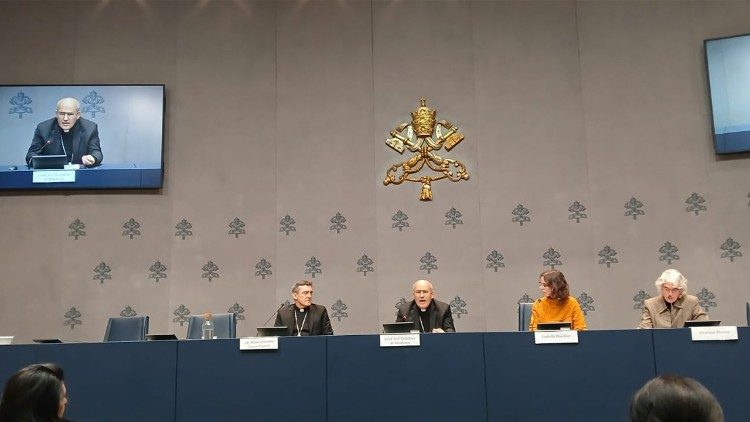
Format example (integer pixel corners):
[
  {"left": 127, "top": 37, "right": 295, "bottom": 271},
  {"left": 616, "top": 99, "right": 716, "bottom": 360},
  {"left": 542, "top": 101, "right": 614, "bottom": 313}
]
[{"left": 0, "top": 1, "right": 748, "bottom": 342}]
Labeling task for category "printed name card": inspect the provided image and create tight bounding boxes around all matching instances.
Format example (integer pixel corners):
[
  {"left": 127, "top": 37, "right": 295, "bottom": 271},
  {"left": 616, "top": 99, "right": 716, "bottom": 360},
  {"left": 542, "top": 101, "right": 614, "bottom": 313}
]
[
  {"left": 239, "top": 336, "right": 279, "bottom": 350},
  {"left": 690, "top": 326, "right": 738, "bottom": 342},
  {"left": 380, "top": 333, "right": 420, "bottom": 347},
  {"left": 534, "top": 330, "right": 579, "bottom": 344},
  {"left": 33, "top": 170, "right": 76, "bottom": 183}
]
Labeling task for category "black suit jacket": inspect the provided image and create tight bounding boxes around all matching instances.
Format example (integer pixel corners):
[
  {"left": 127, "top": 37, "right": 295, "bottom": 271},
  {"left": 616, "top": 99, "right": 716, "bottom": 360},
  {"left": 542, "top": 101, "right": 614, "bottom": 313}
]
[
  {"left": 274, "top": 304, "right": 333, "bottom": 336},
  {"left": 396, "top": 299, "right": 455, "bottom": 332},
  {"left": 26, "top": 117, "right": 103, "bottom": 166}
]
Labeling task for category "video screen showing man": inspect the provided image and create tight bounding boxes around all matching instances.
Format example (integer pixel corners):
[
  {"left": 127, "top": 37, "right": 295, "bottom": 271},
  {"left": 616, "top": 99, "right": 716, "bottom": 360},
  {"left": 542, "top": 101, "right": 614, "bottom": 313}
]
[
  {"left": 25, "top": 97, "right": 103, "bottom": 167},
  {"left": 274, "top": 280, "right": 334, "bottom": 336},
  {"left": 396, "top": 279, "right": 455, "bottom": 333}
]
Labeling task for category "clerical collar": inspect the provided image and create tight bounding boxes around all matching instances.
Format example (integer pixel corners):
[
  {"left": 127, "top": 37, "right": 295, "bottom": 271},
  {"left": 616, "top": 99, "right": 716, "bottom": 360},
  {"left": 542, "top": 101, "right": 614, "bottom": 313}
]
[{"left": 295, "top": 306, "right": 306, "bottom": 313}]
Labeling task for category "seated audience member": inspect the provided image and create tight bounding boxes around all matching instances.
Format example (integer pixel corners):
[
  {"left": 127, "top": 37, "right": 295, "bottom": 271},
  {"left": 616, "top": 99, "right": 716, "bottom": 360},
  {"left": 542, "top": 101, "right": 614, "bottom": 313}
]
[
  {"left": 529, "top": 269, "right": 587, "bottom": 331},
  {"left": 274, "top": 280, "right": 333, "bottom": 336},
  {"left": 638, "top": 269, "right": 708, "bottom": 329},
  {"left": 396, "top": 279, "right": 455, "bottom": 333},
  {"left": 629, "top": 374, "right": 723, "bottom": 422},
  {"left": 0, "top": 363, "right": 69, "bottom": 422}
]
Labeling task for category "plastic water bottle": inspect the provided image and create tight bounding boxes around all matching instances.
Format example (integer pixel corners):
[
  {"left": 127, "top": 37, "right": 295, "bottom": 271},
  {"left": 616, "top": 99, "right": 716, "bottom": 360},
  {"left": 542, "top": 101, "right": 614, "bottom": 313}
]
[{"left": 201, "top": 313, "right": 214, "bottom": 340}]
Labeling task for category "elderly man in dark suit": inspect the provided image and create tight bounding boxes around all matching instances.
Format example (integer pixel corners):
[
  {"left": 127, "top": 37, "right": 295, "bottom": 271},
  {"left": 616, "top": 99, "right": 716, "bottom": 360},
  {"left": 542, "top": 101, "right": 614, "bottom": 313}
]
[
  {"left": 275, "top": 280, "right": 333, "bottom": 336},
  {"left": 396, "top": 279, "right": 455, "bottom": 333},
  {"left": 25, "top": 97, "right": 103, "bottom": 167}
]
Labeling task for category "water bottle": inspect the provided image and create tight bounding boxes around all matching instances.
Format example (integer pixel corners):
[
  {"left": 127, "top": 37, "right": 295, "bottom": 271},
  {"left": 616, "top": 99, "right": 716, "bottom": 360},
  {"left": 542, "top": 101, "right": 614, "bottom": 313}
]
[{"left": 201, "top": 313, "right": 214, "bottom": 340}]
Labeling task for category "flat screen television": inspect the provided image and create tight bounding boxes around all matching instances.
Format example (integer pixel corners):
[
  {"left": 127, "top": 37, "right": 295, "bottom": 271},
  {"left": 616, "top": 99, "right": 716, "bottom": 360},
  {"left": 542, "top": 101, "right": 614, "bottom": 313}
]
[
  {"left": 0, "top": 84, "right": 165, "bottom": 190},
  {"left": 705, "top": 34, "right": 750, "bottom": 154}
]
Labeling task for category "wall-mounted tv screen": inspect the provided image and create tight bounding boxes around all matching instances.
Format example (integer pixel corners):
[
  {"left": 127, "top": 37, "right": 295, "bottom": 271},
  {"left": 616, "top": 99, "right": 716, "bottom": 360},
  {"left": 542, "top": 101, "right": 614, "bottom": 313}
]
[
  {"left": 0, "top": 84, "right": 165, "bottom": 190},
  {"left": 705, "top": 34, "right": 750, "bottom": 154}
]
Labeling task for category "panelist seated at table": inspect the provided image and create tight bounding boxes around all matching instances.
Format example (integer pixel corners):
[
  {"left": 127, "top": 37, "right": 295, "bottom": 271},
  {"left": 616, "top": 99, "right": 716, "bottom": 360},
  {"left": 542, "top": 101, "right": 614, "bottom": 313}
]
[
  {"left": 396, "top": 279, "right": 455, "bottom": 333},
  {"left": 529, "top": 269, "right": 587, "bottom": 331},
  {"left": 25, "top": 97, "right": 103, "bottom": 167},
  {"left": 0, "top": 362, "right": 70, "bottom": 422},
  {"left": 638, "top": 269, "right": 708, "bottom": 329},
  {"left": 629, "top": 374, "right": 723, "bottom": 422},
  {"left": 274, "top": 280, "right": 333, "bottom": 336}
]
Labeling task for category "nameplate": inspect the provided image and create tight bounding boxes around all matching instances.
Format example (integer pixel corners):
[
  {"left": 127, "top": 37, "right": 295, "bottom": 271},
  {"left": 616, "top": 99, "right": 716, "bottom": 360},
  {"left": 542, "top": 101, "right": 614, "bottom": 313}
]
[
  {"left": 690, "top": 326, "right": 738, "bottom": 341},
  {"left": 239, "top": 337, "right": 279, "bottom": 350},
  {"left": 534, "top": 330, "right": 579, "bottom": 344},
  {"left": 380, "top": 333, "right": 420, "bottom": 347},
  {"left": 33, "top": 170, "right": 76, "bottom": 183}
]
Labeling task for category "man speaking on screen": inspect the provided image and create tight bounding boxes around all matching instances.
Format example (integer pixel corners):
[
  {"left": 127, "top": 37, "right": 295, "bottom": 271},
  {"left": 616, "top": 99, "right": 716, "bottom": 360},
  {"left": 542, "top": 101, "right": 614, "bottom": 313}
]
[{"left": 25, "top": 97, "right": 103, "bottom": 167}]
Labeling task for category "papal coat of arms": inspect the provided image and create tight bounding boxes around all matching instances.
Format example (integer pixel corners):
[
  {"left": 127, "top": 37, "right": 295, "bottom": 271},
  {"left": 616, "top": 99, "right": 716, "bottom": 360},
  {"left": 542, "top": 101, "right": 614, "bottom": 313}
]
[{"left": 383, "top": 98, "right": 469, "bottom": 200}]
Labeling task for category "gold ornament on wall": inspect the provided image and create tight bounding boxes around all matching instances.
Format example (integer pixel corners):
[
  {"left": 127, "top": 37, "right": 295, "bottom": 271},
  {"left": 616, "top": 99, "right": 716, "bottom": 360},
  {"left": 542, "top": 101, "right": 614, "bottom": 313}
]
[{"left": 383, "top": 98, "right": 469, "bottom": 200}]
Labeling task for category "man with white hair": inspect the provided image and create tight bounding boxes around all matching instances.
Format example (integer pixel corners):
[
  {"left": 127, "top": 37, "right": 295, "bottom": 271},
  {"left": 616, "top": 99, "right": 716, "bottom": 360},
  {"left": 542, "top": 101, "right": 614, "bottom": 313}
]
[
  {"left": 638, "top": 269, "right": 708, "bottom": 328},
  {"left": 26, "top": 97, "right": 103, "bottom": 167},
  {"left": 395, "top": 279, "right": 455, "bottom": 333}
]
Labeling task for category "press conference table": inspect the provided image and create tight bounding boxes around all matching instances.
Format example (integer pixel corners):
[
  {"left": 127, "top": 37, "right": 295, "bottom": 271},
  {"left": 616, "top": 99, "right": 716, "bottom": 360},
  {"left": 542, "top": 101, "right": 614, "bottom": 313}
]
[
  {"left": 0, "top": 163, "right": 161, "bottom": 189},
  {"left": 0, "top": 329, "right": 747, "bottom": 422}
]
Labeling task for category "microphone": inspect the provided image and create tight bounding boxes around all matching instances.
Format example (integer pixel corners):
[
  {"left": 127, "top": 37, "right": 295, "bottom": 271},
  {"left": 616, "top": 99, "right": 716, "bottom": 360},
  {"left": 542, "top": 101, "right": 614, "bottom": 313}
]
[
  {"left": 38, "top": 139, "right": 52, "bottom": 155},
  {"left": 262, "top": 303, "right": 285, "bottom": 326}
]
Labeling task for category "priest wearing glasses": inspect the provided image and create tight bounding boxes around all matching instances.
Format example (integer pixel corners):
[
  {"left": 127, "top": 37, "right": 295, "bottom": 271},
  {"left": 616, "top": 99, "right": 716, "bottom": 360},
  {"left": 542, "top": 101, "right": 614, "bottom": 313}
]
[
  {"left": 396, "top": 279, "right": 455, "bottom": 333},
  {"left": 275, "top": 280, "right": 333, "bottom": 336}
]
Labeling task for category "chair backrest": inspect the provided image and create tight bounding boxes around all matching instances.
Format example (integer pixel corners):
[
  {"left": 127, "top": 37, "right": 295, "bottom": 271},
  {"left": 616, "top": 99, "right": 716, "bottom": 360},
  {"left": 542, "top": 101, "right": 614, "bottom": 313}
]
[
  {"left": 104, "top": 316, "right": 149, "bottom": 342},
  {"left": 186, "top": 313, "right": 237, "bottom": 339},
  {"left": 518, "top": 303, "right": 533, "bottom": 332}
]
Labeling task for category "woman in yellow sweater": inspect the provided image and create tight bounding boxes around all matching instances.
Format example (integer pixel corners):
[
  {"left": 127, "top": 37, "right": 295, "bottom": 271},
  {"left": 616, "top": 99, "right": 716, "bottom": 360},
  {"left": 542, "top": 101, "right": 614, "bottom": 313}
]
[{"left": 529, "top": 269, "right": 587, "bottom": 331}]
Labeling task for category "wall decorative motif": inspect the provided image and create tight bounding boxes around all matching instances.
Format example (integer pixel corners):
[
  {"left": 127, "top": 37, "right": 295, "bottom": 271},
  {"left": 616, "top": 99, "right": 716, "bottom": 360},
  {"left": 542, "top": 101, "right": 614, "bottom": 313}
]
[
  {"left": 254, "top": 258, "right": 272, "bottom": 279},
  {"left": 172, "top": 305, "right": 190, "bottom": 326},
  {"left": 228, "top": 303, "right": 245, "bottom": 321},
  {"left": 356, "top": 255, "right": 374, "bottom": 276},
  {"left": 419, "top": 252, "right": 438, "bottom": 274},
  {"left": 486, "top": 250, "right": 505, "bottom": 272},
  {"left": 93, "top": 262, "right": 112, "bottom": 284},
  {"left": 64, "top": 307, "right": 82, "bottom": 329},
  {"left": 624, "top": 197, "right": 645, "bottom": 220},
  {"left": 383, "top": 98, "right": 469, "bottom": 200},
  {"left": 568, "top": 201, "right": 587, "bottom": 223},
  {"left": 329, "top": 212, "right": 347, "bottom": 234},
  {"left": 542, "top": 248, "right": 562, "bottom": 268},
  {"left": 228, "top": 217, "right": 246, "bottom": 238},
  {"left": 685, "top": 193, "right": 707, "bottom": 215},
  {"left": 720, "top": 238, "right": 742, "bottom": 262},
  {"left": 8, "top": 91, "right": 33, "bottom": 118},
  {"left": 598, "top": 246, "right": 618, "bottom": 268},
  {"left": 632, "top": 291, "right": 650, "bottom": 310},
  {"left": 122, "top": 218, "right": 141, "bottom": 239},
  {"left": 120, "top": 306, "right": 137, "bottom": 317},
  {"left": 305, "top": 256, "right": 322, "bottom": 278},
  {"left": 512, "top": 204, "right": 531, "bottom": 226},
  {"left": 68, "top": 218, "right": 86, "bottom": 239},
  {"left": 148, "top": 261, "right": 167, "bottom": 282},
  {"left": 331, "top": 299, "right": 348, "bottom": 321},
  {"left": 391, "top": 210, "right": 409, "bottom": 231},
  {"left": 280, "top": 215, "right": 296, "bottom": 235},
  {"left": 659, "top": 242, "right": 679, "bottom": 265},
  {"left": 445, "top": 207, "right": 463, "bottom": 228},
  {"left": 696, "top": 288, "right": 717, "bottom": 311},
  {"left": 450, "top": 296, "right": 468, "bottom": 318},
  {"left": 578, "top": 293, "right": 595, "bottom": 315},
  {"left": 175, "top": 219, "right": 193, "bottom": 239},
  {"left": 201, "top": 261, "right": 219, "bottom": 282},
  {"left": 81, "top": 90, "right": 105, "bottom": 118}
]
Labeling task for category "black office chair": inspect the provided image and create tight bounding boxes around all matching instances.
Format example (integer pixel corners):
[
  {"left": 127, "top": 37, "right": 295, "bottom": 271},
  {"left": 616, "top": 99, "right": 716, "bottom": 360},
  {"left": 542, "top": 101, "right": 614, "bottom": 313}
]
[
  {"left": 186, "top": 313, "right": 237, "bottom": 339},
  {"left": 104, "top": 316, "right": 149, "bottom": 342},
  {"left": 518, "top": 303, "right": 533, "bottom": 332}
]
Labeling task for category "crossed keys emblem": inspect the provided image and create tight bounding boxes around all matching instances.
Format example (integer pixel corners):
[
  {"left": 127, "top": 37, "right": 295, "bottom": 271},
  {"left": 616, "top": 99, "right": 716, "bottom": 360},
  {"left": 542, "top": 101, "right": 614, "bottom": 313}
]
[{"left": 383, "top": 98, "right": 469, "bottom": 200}]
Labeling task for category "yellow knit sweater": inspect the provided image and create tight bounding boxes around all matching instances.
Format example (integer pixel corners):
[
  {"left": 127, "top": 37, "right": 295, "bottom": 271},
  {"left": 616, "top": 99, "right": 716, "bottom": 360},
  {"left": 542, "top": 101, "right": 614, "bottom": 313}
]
[{"left": 529, "top": 296, "right": 587, "bottom": 331}]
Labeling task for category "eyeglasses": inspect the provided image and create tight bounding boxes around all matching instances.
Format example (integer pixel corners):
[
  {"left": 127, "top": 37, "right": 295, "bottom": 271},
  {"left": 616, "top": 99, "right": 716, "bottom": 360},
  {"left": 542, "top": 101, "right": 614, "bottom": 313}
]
[{"left": 661, "top": 286, "right": 682, "bottom": 294}]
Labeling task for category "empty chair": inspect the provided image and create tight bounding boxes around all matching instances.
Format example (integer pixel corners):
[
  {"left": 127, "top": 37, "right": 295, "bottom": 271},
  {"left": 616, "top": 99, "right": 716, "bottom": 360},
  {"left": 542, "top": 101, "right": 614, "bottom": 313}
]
[
  {"left": 186, "top": 313, "right": 237, "bottom": 339},
  {"left": 104, "top": 316, "right": 149, "bottom": 342},
  {"left": 518, "top": 302, "right": 533, "bottom": 332}
]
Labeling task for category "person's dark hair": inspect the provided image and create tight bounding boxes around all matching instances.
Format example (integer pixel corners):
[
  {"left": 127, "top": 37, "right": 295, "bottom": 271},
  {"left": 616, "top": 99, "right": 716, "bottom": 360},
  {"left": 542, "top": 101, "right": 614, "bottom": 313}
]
[
  {"left": 629, "top": 374, "right": 723, "bottom": 422},
  {"left": 292, "top": 280, "right": 313, "bottom": 293},
  {"left": 540, "top": 270, "right": 569, "bottom": 301},
  {"left": 0, "top": 363, "right": 65, "bottom": 422}
]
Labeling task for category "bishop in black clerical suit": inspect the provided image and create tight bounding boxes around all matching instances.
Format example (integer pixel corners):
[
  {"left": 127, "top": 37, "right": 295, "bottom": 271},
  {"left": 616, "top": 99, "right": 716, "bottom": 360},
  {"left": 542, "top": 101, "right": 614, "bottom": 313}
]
[
  {"left": 275, "top": 280, "right": 333, "bottom": 336},
  {"left": 396, "top": 279, "right": 455, "bottom": 333}
]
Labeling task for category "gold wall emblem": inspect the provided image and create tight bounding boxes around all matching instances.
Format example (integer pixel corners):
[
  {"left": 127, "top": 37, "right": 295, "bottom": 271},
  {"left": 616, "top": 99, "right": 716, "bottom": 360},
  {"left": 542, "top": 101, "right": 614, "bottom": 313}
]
[{"left": 383, "top": 98, "right": 469, "bottom": 200}]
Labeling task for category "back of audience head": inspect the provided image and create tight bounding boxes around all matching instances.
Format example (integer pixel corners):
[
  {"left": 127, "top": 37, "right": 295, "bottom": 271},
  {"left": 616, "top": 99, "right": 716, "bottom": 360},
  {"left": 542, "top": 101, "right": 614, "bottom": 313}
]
[
  {"left": 629, "top": 374, "right": 723, "bottom": 422},
  {"left": 0, "top": 363, "right": 67, "bottom": 422}
]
